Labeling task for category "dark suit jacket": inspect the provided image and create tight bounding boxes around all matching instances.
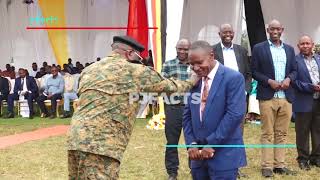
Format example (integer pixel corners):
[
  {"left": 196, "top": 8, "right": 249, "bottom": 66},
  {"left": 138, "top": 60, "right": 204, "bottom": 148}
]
[
  {"left": 13, "top": 76, "right": 38, "bottom": 96},
  {"left": 183, "top": 64, "right": 247, "bottom": 171},
  {"left": 293, "top": 54, "right": 320, "bottom": 112},
  {"left": 251, "top": 40, "right": 297, "bottom": 103},
  {"left": 213, "top": 43, "right": 252, "bottom": 93},
  {"left": 0, "top": 77, "right": 10, "bottom": 98}
]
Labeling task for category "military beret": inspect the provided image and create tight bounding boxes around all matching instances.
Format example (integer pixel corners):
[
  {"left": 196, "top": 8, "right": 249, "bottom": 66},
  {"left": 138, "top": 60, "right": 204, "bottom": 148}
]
[{"left": 113, "top": 35, "right": 145, "bottom": 52}]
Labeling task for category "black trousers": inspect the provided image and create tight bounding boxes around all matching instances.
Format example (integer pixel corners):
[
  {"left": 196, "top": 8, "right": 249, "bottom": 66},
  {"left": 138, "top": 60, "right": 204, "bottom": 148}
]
[
  {"left": 0, "top": 95, "right": 8, "bottom": 115},
  {"left": 295, "top": 100, "right": 320, "bottom": 163},
  {"left": 164, "top": 104, "right": 184, "bottom": 175},
  {"left": 7, "top": 93, "right": 36, "bottom": 114},
  {"left": 36, "top": 94, "right": 62, "bottom": 115}
]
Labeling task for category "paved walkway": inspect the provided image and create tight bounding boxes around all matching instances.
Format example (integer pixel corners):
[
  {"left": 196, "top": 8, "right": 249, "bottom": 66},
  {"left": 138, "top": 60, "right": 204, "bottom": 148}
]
[{"left": 0, "top": 125, "right": 69, "bottom": 149}]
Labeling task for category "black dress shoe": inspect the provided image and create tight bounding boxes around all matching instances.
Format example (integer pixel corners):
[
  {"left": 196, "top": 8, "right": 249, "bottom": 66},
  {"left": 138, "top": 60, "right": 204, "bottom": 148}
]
[
  {"left": 310, "top": 160, "right": 320, "bottom": 167},
  {"left": 261, "top": 169, "right": 273, "bottom": 178},
  {"left": 298, "top": 161, "right": 311, "bottom": 170},
  {"left": 273, "top": 167, "right": 297, "bottom": 176},
  {"left": 42, "top": 113, "right": 50, "bottom": 118},
  {"left": 237, "top": 170, "right": 248, "bottom": 178},
  {"left": 49, "top": 114, "right": 56, "bottom": 119},
  {"left": 6, "top": 113, "right": 14, "bottom": 118},
  {"left": 61, "top": 112, "right": 71, "bottom": 118},
  {"left": 168, "top": 174, "right": 177, "bottom": 180}
]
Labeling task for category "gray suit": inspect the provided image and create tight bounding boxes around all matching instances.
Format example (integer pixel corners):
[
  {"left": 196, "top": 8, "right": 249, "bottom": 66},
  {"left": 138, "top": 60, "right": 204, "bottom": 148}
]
[{"left": 213, "top": 43, "right": 252, "bottom": 93}]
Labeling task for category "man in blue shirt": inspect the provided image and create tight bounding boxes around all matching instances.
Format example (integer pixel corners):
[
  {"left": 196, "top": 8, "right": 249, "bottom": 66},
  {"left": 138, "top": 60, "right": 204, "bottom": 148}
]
[
  {"left": 36, "top": 66, "right": 64, "bottom": 119},
  {"left": 251, "top": 19, "right": 297, "bottom": 178}
]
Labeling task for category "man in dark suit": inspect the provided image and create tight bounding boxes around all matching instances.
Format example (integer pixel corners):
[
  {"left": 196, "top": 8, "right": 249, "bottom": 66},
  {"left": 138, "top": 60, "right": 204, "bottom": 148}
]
[
  {"left": 6, "top": 68, "right": 38, "bottom": 119},
  {"left": 293, "top": 35, "right": 320, "bottom": 170},
  {"left": 183, "top": 40, "right": 246, "bottom": 179},
  {"left": 251, "top": 19, "right": 297, "bottom": 177},
  {"left": 0, "top": 76, "right": 10, "bottom": 117},
  {"left": 213, "top": 23, "right": 251, "bottom": 178},
  {"left": 213, "top": 23, "right": 252, "bottom": 94}
]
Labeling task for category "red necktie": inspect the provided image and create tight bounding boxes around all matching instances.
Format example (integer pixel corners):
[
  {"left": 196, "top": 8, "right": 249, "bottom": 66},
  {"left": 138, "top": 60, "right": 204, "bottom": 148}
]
[{"left": 200, "top": 77, "right": 209, "bottom": 119}]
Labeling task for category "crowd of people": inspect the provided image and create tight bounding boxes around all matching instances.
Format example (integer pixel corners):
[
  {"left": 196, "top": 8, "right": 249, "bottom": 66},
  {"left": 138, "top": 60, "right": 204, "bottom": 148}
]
[{"left": 0, "top": 58, "right": 100, "bottom": 119}]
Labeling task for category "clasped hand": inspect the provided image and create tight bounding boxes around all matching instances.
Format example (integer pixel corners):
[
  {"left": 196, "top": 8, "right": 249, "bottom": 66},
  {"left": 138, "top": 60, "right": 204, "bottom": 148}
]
[
  {"left": 268, "top": 78, "right": 291, "bottom": 91},
  {"left": 188, "top": 148, "right": 215, "bottom": 160}
]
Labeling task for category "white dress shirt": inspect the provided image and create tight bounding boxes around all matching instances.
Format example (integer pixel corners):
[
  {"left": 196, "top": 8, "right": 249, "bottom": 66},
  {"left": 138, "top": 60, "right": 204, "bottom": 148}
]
[
  {"left": 29, "top": 70, "right": 38, "bottom": 77},
  {"left": 221, "top": 43, "right": 239, "bottom": 72},
  {"left": 200, "top": 61, "right": 219, "bottom": 120}
]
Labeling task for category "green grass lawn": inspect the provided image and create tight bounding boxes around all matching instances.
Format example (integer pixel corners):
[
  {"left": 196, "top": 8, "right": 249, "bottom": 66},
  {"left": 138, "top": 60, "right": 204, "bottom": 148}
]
[
  {"left": 0, "top": 117, "right": 70, "bottom": 137},
  {"left": 0, "top": 119, "right": 320, "bottom": 179}
]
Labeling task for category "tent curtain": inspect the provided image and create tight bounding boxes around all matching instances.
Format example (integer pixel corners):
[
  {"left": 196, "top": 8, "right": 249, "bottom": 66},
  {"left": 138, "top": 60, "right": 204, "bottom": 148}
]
[
  {"left": 127, "top": 0, "right": 149, "bottom": 58},
  {"left": 260, "top": 0, "right": 320, "bottom": 52},
  {"left": 0, "top": 0, "right": 56, "bottom": 70},
  {"left": 0, "top": 0, "right": 128, "bottom": 71},
  {"left": 180, "top": 0, "right": 243, "bottom": 45},
  {"left": 244, "top": 0, "right": 267, "bottom": 50},
  {"left": 38, "top": 0, "right": 69, "bottom": 66}
]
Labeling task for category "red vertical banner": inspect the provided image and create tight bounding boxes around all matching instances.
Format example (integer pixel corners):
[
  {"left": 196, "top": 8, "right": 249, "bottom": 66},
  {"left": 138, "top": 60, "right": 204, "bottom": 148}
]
[{"left": 127, "top": 0, "right": 149, "bottom": 58}]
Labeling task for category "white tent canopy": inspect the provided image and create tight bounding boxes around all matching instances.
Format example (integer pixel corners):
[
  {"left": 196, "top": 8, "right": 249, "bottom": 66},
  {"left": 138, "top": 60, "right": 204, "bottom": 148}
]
[{"left": 0, "top": 0, "right": 128, "bottom": 71}]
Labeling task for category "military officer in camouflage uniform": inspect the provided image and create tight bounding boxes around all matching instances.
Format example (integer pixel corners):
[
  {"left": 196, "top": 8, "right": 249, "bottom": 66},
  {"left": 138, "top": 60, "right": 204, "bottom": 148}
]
[{"left": 67, "top": 36, "right": 197, "bottom": 180}]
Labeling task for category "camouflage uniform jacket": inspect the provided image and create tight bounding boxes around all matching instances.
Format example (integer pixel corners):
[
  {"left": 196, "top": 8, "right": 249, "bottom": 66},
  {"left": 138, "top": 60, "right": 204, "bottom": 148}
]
[{"left": 67, "top": 53, "right": 193, "bottom": 162}]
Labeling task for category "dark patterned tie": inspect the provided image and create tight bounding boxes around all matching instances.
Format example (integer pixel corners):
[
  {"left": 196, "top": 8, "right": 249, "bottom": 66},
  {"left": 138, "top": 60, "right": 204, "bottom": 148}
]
[
  {"left": 200, "top": 76, "right": 209, "bottom": 120},
  {"left": 20, "top": 78, "right": 24, "bottom": 90}
]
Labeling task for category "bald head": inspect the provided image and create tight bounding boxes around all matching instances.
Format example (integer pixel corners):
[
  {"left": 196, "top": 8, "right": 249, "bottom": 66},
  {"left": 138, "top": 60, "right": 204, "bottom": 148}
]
[
  {"left": 176, "top": 39, "right": 191, "bottom": 47},
  {"left": 51, "top": 66, "right": 59, "bottom": 77},
  {"left": 219, "top": 24, "right": 233, "bottom": 32},
  {"left": 176, "top": 39, "right": 191, "bottom": 62},
  {"left": 298, "top": 35, "right": 313, "bottom": 44},
  {"left": 219, "top": 23, "right": 234, "bottom": 47},
  {"left": 267, "top": 19, "right": 284, "bottom": 44},
  {"left": 297, "top": 35, "right": 314, "bottom": 57},
  {"left": 268, "top": 19, "right": 282, "bottom": 28}
]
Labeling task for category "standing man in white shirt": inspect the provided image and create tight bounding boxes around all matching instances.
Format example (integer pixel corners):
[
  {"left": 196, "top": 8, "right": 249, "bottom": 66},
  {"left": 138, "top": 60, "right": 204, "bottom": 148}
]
[
  {"left": 212, "top": 23, "right": 252, "bottom": 178},
  {"left": 213, "top": 23, "right": 252, "bottom": 94}
]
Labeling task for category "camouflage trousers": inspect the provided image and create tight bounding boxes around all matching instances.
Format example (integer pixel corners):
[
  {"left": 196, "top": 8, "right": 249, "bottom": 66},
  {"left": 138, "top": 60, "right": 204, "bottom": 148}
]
[{"left": 68, "top": 150, "right": 120, "bottom": 180}]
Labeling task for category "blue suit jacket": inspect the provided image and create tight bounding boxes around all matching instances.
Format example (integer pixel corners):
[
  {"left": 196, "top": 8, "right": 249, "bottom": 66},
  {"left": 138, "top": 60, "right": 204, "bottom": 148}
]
[
  {"left": 183, "top": 64, "right": 247, "bottom": 171},
  {"left": 293, "top": 54, "right": 320, "bottom": 112},
  {"left": 251, "top": 40, "right": 297, "bottom": 103},
  {"left": 13, "top": 76, "right": 38, "bottom": 96}
]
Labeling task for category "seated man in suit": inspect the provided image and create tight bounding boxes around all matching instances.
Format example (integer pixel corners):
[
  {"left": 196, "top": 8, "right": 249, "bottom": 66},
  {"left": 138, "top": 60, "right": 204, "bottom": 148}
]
[
  {"left": 36, "top": 66, "right": 65, "bottom": 119},
  {"left": 183, "top": 40, "right": 247, "bottom": 179},
  {"left": 0, "top": 75, "right": 10, "bottom": 117},
  {"left": 6, "top": 68, "right": 38, "bottom": 119}
]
